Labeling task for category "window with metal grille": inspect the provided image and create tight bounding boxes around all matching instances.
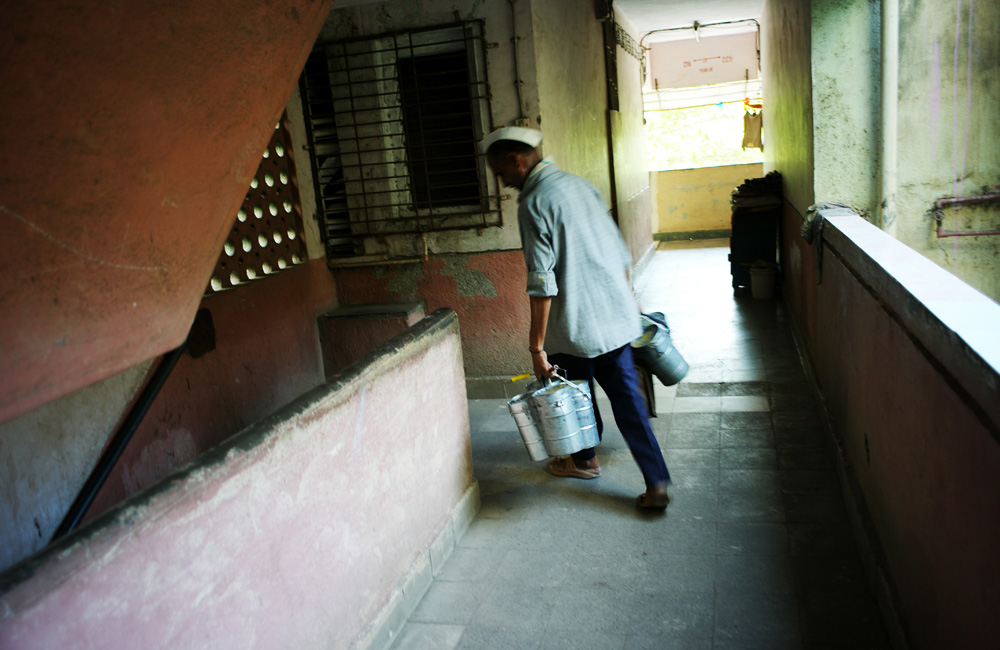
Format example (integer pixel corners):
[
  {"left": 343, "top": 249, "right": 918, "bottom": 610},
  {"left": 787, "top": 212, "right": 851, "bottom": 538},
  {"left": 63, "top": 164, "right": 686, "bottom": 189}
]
[{"left": 299, "top": 21, "right": 500, "bottom": 260}]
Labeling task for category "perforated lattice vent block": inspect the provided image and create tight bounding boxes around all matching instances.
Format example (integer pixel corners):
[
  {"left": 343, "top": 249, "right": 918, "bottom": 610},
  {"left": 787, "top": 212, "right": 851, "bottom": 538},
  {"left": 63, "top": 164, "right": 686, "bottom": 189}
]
[{"left": 207, "top": 115, "right": 308, "bottom": 294}]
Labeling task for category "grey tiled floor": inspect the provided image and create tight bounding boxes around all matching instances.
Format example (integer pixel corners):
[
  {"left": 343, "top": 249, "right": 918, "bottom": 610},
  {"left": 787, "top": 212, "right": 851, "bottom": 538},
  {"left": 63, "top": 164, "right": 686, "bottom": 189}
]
[{"left": 391, "top": 240, "right": 890, "bottom": 649}]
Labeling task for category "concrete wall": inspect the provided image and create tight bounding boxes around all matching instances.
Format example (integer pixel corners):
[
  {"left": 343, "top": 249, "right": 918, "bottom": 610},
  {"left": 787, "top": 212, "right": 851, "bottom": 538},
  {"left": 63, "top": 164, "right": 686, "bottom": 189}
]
[
  {"left": 0, "top": 71, "right": 339, "bottom": 577},
  {"left": 0, "top": 0, "right": 335, "bottom": 424},
  {"left": 803, "top": 0, "right": 1000, "bottom": 302},
  {"left": 890, "top": 0, "right": 1000, "bottom": 302},
  {"left": 612, "top": 8, "right": 656, "bottom": 268},
  {"left": 0, "top": 309, "right": 477, "bottom": 650},
  {"left": 331, "top": 253, "right": 530, "bottom": 380},
  {"left": 0, "top": 259, "right": 338, "bottom": 572},
  {"left": 811, "top": 0, "right": 881, "bottom": 216},
  {"left": 531, "top": 0, "right": 656, "bottom": 269},
  {"left": 0, "top": 360, "right": 151, "bottom": 571},
  {"left": 531, "top": 0, "right": 611, "bottom": 202},
  {"left": 652, "top": 164, "right": 764, "bottom": 237},
  {"left": 762, "top": 0, "right": 814, "bottom": 214},
  {"left": 766, "top": 3, "right": 1000, "bottom": 644},
  {"left": 318, "top": 302, "right": 427, "bottom": 377},
  {"left": 780, "top": 209, "right": 1000, "bottom": 650},
  {"left": 0, "top": 78, "right": 340, "bottom": 572}
]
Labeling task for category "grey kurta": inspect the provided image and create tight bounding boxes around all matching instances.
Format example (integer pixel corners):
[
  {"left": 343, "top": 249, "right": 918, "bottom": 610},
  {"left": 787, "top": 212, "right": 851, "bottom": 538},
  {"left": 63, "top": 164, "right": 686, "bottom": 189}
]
[{"left": 517, "top": 161, "right": 641, "bottom": 358}]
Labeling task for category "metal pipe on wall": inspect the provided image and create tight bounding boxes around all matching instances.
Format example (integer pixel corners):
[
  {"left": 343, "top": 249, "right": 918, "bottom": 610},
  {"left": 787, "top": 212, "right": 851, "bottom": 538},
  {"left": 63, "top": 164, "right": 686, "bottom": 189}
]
[
  {"left": 599, "top": 0, "right": 619, "bottom": 222},
  {"left": 508, "top": 0, "right": 526, "bottom": 123},
  {"left": 881, "top": 0, "right": 899, "bottom": 233},
  {"left": 933, "top": 192, "right": 1000, "bottom": 237}
]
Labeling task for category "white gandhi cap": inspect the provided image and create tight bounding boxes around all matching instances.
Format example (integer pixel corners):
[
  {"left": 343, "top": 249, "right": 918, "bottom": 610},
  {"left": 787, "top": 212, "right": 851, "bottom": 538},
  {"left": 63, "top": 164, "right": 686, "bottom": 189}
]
[{"left": 479, "top": 126, "right": 543, "bottom": 153}]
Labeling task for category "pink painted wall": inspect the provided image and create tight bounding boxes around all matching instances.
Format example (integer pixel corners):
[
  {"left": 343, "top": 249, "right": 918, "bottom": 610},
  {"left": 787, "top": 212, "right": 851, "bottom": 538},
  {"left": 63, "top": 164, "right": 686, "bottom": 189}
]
[
  {"left": 780, "top": 203, "right": 819, "bottom": 348},
  {"left": 333, "top": 251, "right": 531, "bottom": 377},
  {"left": 780, "top": 210, "right": 1000, "bottom": 649},
  {"left": 0, "top": 310, "right": 474, "bottom": 650},
  {"left": 318, "top": 304, "right": 426, "bottom": 378},
  {"left": 84, "top": 259, "right": 337, "bottom": 522},
  {"left": 0, "top": 0, "right": 334, "bottom": 424}
]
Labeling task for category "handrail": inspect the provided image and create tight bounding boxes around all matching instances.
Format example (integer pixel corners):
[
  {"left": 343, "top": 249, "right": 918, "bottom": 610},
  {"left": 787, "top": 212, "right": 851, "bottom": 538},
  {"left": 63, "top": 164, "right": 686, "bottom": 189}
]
[{"left": 51, "top": 340, "right": 187, "bottom": 541}]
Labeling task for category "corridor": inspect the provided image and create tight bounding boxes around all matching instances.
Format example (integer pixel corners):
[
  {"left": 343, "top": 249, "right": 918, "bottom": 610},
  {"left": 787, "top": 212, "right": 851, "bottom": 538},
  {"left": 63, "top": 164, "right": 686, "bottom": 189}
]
[{"left": 391, "top": 240, "right": 891, "bottom": 649}]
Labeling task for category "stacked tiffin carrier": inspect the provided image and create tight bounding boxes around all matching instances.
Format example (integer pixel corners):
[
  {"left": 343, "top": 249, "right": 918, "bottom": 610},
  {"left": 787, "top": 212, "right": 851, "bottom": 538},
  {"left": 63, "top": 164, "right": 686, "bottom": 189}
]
[
  {"left": 507, "top": 372, "right": 597, "bottom": 461},
  {"left": 505, "top": 313, "right": 688, "bottom": 461}
]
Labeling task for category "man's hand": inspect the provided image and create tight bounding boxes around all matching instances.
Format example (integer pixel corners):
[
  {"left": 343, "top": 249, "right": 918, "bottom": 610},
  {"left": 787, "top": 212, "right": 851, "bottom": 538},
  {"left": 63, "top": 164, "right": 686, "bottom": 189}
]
[
  {"left": 531, "top": 350, "right": 556, "bottom": 380},
  {"left": 528, "top": 295, "right": 554, "bottom": 380}
]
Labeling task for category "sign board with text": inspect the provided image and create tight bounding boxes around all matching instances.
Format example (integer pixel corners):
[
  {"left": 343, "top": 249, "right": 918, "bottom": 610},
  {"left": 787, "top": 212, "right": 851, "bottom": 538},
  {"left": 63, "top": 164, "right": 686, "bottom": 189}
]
[{"left": 648, "top": 32, "right": 759, "bottom": 90}]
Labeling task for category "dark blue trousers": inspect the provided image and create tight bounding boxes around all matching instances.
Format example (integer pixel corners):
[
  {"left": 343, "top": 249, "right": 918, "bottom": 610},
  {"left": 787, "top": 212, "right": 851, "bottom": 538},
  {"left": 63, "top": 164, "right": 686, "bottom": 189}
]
[{"left": 549, "top": 345, "right": 671, "bottom": 488}]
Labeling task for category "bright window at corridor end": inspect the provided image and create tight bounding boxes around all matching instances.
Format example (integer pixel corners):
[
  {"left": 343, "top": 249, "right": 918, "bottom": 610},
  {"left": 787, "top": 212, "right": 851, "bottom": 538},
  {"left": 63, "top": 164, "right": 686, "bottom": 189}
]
[{"left": 645, "top": 101, "right": 764, "bottom": 171}]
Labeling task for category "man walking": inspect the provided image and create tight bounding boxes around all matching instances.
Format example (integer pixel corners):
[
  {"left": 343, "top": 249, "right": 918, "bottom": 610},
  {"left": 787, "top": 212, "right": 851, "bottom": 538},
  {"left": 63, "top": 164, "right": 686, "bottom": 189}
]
[{"left": 481, "top": 126, "right": 671, "bottom": 509}]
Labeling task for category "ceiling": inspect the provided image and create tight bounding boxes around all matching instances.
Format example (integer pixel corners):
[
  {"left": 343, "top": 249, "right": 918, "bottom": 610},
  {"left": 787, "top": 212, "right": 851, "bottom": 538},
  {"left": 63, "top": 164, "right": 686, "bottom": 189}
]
[
  {"left": 335, "top": 1, "right": 764, "bottom": 37},
  {"left": 615, "top": 0, "right": 763, "bottom": 36},
  {"left": 331, "top": 1, "right": 766, "bottom": 105},
  {"left": 614, "top": 1, "right": 765, "bottom": 108}
]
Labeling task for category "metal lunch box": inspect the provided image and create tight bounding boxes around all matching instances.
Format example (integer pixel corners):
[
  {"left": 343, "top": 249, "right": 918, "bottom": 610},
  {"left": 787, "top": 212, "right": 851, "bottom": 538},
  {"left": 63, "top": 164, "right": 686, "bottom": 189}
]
[
  {"left": 506, "top": 373, "right": 598, "bottom": 460},
  {"left": 506, "top": 392, "right": 548, "bottom": 461},
  {"left": 530, "top": 381, "right": 582, "bottom": 456},
  {"left": 568, "top": 379, "right": 599, "bottom": 450},
  {"left": 631, "top": 312, "right": 689, "bottom": 386}
]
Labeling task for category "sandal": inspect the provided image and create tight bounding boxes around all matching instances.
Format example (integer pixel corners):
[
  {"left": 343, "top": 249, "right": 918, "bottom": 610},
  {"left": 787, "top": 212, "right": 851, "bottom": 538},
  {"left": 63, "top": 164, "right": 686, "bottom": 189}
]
[
  {"left": 636, "top": 489, "right": 671, "bottom": 510},
  {"left": 546, "top": 456, "right": 600, "bottom": 479}
]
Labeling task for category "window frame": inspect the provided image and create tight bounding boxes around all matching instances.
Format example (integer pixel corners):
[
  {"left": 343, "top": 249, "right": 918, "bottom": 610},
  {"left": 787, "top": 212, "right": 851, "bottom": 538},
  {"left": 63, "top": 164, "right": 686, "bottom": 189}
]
[{"left": 299, "top": 21, "right": 501, "bottom": 261}]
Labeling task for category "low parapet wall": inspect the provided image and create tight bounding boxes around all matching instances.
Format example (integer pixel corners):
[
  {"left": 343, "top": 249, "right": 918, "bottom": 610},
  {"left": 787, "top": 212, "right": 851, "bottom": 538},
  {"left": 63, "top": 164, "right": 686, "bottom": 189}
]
[
  {"left": 0, "top": 308, "right": 477, "bottom": 650},
  {"left": 782, "top": 208, "right": 1000, "bottom": 650},
  {"left": 651, "top": 163, "right": 763, "bottom": 239}
]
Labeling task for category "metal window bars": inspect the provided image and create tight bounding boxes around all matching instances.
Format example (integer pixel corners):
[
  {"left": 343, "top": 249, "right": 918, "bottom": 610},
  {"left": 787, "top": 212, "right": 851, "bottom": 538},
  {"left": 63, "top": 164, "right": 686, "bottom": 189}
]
[{"left": 300, "top": 21, "right": 500, "bottom": 260}]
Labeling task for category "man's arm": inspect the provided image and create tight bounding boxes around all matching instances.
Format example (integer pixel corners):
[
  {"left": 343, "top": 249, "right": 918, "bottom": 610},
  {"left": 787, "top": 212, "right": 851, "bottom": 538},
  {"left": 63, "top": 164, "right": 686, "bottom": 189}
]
[{"left": 529, "top": 295, "right": 555, "bottom": 379}]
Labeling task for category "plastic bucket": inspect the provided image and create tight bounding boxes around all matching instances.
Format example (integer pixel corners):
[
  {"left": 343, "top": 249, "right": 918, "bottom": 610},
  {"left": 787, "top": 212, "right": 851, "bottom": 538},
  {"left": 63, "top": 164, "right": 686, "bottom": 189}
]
[{"left": 750, "top": 266, "right": 777, "bottom": 299}]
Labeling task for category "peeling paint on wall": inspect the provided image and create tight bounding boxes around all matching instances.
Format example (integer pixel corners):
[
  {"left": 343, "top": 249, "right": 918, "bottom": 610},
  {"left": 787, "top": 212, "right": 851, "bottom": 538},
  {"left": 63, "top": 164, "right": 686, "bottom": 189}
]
[
  {"left": 441, "top": 255, "right": 498, "bottom": 298},
  {"left": 385, "top": 264, "right": 425, "bottom": 294},
  {"left": 332, "top": 250, "right": 528, "bottom": 376}
]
